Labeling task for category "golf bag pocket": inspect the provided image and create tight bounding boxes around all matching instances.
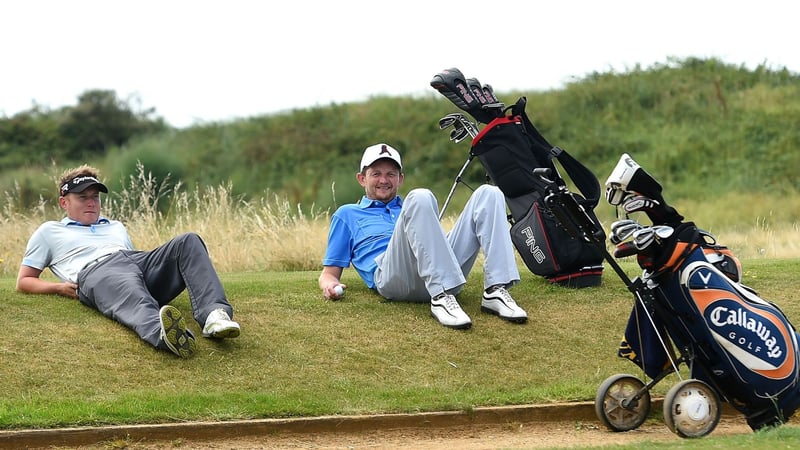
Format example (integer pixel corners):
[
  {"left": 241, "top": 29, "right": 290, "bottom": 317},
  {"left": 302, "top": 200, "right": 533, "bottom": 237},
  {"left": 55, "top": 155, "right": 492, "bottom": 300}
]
[{"left": 510, "top": 200, "right": 604, "bottom": 287}]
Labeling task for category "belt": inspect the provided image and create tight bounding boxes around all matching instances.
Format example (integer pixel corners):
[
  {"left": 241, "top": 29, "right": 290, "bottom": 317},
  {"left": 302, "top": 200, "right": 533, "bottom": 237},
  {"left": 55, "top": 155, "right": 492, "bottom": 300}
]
[{"left": 82, "top": 254, "right": 113, "bottom": 272}]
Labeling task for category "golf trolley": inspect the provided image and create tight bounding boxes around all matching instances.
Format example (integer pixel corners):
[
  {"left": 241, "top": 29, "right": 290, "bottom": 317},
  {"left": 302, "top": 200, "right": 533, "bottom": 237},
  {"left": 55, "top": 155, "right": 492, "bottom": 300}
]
[{"left": 540, "top": 154, "right": 800, "bottom": 438}]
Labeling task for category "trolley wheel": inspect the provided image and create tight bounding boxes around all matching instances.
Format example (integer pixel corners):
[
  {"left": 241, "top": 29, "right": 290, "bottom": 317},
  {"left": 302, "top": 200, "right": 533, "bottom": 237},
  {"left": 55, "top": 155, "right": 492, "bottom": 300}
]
[
  {"left": 595, "top": 374, "right": 652, "bottom": 432},
  {"left": 663, "top": 379, "right": 721, "bottom": 438}
]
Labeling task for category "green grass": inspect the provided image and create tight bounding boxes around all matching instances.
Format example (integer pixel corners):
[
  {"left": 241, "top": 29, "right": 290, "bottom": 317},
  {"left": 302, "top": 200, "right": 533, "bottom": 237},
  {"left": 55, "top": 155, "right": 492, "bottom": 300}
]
[
  {"left": 578, "top": 424, "right": 800, "bottom": 449},
  {"left": 2, "top": 258, "right": 800, "bottom": 433}
]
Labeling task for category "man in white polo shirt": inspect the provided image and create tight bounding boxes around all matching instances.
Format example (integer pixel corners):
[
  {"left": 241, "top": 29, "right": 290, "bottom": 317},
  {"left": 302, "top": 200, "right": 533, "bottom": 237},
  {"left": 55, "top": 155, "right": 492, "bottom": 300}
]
[{"left": 16, "top": 164, "right": 241, "bottom": 358}]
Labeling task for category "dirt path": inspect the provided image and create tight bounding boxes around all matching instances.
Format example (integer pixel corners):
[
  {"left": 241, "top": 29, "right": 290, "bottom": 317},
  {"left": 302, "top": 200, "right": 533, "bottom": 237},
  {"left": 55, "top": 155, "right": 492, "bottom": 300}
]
[
  {"left": 3, "top": 402, "right": 765, "bottom": 450},
  {"left": 156, "top": 418, "right": 752, "bottom": 449},
  {"left": 48, "top": 416, "right": 754, "bottom": 449}
]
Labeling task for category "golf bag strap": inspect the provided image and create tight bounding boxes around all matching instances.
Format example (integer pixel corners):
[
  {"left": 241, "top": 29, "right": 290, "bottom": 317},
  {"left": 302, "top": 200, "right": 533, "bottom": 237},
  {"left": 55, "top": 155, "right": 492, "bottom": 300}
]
[
  {"left": 511, "top": 97, "right": 601, "bottom": 208},
  {"left": 546, "top": 146, "right": 601, "bottom": 208}
]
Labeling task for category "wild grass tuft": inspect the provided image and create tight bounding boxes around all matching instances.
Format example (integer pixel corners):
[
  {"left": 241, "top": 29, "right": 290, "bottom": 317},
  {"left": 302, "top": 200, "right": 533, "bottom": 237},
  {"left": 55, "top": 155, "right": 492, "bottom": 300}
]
[{"left": 3, "top": 164, "right": 800, "bottom": 278}]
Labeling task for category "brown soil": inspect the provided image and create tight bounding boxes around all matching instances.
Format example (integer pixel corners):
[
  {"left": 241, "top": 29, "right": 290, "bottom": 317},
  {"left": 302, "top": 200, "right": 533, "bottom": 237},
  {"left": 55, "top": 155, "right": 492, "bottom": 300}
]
[
  {"left": 56, "top": 418, "right": 752, "bottom": 450},
  {"left": 120, "top": 417, "right": 751, "bottom": 449},
  {"left": 2, "top": 403, "right": 759, "bottom": 450}
]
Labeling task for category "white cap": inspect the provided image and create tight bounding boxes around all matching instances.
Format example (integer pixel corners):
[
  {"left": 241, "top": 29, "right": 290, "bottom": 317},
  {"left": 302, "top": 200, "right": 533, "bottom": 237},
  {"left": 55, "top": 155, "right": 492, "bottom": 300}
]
[{"left": 359, "top": 143, "right": 403, "bottom": 172}]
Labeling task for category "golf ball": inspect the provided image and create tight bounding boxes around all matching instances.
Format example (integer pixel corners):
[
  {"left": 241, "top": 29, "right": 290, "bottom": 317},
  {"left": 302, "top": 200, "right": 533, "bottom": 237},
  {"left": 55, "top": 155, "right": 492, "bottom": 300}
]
[{"left": 334, "top": 285, "right": 344, "bottom": 296}]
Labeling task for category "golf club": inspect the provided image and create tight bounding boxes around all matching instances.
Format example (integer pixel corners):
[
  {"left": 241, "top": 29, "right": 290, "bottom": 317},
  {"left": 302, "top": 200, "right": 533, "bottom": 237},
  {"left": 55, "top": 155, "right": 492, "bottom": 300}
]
[
  {"left": 438, "top": 115, "right": 458, "bottom": 130},
  {"left": 610, "top": 219, "right": 644, "bottom": 245},
  {"left": 652, "top": 225, "right": 675, "bottom": 240},
  {"left": 438, "top": 113, "right": 480, "bottom": 139},
  {"left": 632, "top": 227, "right": 656, "bottom": 250},
  {"left": 449, "top": 126, "right": 469, "bottom": 143}
]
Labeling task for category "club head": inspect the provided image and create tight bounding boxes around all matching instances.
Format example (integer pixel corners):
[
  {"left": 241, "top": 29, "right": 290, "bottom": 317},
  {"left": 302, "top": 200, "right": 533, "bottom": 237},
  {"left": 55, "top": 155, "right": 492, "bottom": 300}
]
[
  {"left": 632, "top": 228, "right": 655, "bottom": 250},
  {"left": 449, "top": 126, "right": 469, "bottom": 143},
  {"left": 454, "top": 117, "right": 480, "bottom": 138},
  {"left": 609, "top": 220, "right": 644, "bottom": 245},
  {"left": 439, "top": 112, "right": 479, "bottom": 137},
  {"left": 438, "top": 115, "right": 457, "bottom": 130},
  {"left": 610, "top": 219, "right": 639, "bottom": 234},
  {"left": 652, "top": 225, "right": 674, "bottom": 239}
]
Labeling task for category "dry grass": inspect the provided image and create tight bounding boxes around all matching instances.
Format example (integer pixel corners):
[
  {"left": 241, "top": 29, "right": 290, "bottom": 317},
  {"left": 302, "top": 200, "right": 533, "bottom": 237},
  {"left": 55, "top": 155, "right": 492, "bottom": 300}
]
[
  {"left": 0, "top": 164, "right": 329, "bottom": 276},
  {"left": 2, "top": 164, "right": 799, "bottom": 278}
]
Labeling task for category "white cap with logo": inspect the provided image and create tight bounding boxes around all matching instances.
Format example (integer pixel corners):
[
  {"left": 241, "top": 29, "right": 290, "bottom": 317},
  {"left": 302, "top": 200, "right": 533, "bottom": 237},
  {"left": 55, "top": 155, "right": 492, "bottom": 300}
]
[{"left": 359, "top": 143, "right": 402, "bottom": 172}]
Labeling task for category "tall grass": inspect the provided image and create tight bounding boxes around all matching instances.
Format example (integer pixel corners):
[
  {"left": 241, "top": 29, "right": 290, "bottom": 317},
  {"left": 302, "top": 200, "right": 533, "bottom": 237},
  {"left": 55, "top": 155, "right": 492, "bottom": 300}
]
[
  {"left": 0, "top": 163, "right": 329, "bottom": 276},
  {"left": 2, "top": 162, "right": 799, "bottom": 278}
]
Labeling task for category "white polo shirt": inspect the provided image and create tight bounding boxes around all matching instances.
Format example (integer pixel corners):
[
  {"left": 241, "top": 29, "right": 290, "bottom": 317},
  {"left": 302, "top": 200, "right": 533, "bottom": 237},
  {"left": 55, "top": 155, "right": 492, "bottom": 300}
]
[{"left": 21, "top": 217, "right": 134, "bottom": 283}]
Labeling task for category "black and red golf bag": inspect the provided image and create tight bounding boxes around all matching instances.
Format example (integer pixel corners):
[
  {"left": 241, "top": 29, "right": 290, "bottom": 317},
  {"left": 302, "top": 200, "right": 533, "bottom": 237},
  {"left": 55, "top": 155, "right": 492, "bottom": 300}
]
[
  {"left": 431, "top": 68, "right": 605, "bottom": 287},
  {"left": 542, "top": 152, "right": 800, "bottom": 437}
]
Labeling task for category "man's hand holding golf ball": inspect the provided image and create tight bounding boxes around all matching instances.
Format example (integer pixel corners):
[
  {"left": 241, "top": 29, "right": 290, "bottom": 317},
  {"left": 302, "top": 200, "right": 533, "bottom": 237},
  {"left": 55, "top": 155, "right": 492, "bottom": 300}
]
[{"left": 324, "top": 283, "right": 346, "bottom": 300}]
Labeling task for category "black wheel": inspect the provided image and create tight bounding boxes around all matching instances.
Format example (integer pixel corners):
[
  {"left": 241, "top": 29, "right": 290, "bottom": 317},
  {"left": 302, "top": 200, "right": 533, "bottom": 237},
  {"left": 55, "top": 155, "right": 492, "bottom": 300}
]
[
  {"left": 595, "top": 374, "right": 651, "bottom": 431},
  {"left": 663, "top": 379, "right": 721, "bottom": 438}
]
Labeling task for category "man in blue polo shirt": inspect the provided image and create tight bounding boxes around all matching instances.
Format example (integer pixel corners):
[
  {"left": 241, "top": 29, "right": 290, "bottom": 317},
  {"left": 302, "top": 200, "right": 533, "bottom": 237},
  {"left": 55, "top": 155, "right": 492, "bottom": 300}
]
[
  {"left": 319, "top": 143, "right": 527, "bottom": 329},
  {"left": 17, "top": 164, "right": 241, "bottom": 358}
]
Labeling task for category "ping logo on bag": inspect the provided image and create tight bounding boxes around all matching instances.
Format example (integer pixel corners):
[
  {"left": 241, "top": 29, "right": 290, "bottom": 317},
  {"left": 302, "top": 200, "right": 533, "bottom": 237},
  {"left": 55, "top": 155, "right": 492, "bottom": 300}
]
[
  {"left": 683, "top": 262, "right": 797, "bottom": 381},
  {"left": 519, "top": 226, "right": 546, "bottom": 265}
]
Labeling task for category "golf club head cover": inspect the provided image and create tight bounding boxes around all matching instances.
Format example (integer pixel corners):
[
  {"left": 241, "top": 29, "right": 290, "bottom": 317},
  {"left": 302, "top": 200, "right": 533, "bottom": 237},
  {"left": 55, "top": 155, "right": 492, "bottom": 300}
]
[
  {"left": 430, "top": 68, "right": 497, "bottom": 124},
  {"left": 621, "top": 195, "right": 660, "bottom": 215},
  {"left": 482, "top": 83, "right": 500, "bottom": 104},
  {"left": 605, "top": 153, "right": 684, "bottom": 225},
  {"left": 467, "top": 77, "right": 505, "bottom": 122},
  {"left": 605, "top": 153, "right": 645, "bottom": 205},
  {"left": 466, "top": 77, "right": 489, "bottom": 104}
]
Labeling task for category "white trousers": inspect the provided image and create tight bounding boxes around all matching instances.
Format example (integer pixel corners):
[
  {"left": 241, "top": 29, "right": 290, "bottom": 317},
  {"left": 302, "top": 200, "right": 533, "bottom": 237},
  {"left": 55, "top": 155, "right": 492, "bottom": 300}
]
[{"left": 374, "top": 185, "right": 520, "bottom": 302}]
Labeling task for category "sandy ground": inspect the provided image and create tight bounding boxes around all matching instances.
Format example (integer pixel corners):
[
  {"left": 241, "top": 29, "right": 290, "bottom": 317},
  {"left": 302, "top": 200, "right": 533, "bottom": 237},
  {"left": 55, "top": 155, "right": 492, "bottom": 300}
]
[{"left": 42, "top": 416, "right": 754, "bottom": 449}]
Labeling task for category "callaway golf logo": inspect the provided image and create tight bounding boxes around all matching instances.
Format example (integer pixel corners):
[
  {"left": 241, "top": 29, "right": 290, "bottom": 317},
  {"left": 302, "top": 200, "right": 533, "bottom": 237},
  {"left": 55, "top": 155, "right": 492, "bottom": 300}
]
[
  {"left": 707, "top": 301, "right": 784, "bottom": 359},
  {"left": 686, "top": 262, "right": 796, "bottom": 380}
]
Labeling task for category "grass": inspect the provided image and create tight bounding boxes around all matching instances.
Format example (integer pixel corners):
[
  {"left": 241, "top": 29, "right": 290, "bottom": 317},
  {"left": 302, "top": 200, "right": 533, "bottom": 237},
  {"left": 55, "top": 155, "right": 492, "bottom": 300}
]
[
  {"left": 579, "top": 425, "right": 800, "bottom": 449},
  {"left": 2, "top": 166, "right": 800, "bottom": 278},
  {"left": 2, "top": 256, "right": 800, "bottom": 432},
  {"left": 3, "top": 172, "right": 800, "bottom": 448}
]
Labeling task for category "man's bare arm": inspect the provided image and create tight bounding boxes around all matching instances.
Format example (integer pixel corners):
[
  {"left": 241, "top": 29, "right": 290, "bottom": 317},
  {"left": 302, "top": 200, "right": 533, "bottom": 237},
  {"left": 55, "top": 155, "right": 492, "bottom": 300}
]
[
  {"left": 16, "top": 265, "right": 79, "bottom": 299},
  {"left": 319, "top": 265, "right": 346, "bottom": 300}
]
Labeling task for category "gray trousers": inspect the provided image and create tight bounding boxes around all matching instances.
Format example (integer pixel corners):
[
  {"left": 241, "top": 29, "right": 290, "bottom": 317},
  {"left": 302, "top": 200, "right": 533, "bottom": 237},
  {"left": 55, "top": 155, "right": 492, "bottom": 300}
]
[
  {"left": 77, "top": 232, "right": 233, "bottom": 348},
  {"left": 374, "top": 185, "right": 520, "bottom": 302}
]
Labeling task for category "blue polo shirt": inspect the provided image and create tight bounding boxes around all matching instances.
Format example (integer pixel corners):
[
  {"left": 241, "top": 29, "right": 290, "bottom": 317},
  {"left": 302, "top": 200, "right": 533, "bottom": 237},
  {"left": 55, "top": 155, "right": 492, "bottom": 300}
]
[{"left": 322, "top": 195, "right": 403, "bottom": 288}]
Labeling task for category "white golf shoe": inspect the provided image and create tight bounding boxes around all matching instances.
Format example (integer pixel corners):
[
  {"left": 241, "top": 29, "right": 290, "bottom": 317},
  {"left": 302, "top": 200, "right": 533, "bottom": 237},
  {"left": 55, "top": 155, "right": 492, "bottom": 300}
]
[{"left": 202, "top": 308, "right": 241, "bottom": 338}]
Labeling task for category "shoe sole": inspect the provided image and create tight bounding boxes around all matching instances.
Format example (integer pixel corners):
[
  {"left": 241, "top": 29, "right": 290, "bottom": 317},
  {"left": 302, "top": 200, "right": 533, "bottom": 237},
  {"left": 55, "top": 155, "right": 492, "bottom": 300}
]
[
  {"left": 160, "top": 306, "right": 197, "bottom": 358},
  {"left": 481, "top": 305, "right": 528, "bottom": 324},
  {"left": 204, "top": 326, "right": 241, "bottom": 339}
]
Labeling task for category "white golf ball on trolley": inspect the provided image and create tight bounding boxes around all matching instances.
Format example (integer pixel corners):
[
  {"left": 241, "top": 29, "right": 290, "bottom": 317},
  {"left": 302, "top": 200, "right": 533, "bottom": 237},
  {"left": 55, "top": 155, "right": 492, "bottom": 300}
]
[{"left": 334, "top": 285, "right": 344, "bottom": 296}]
